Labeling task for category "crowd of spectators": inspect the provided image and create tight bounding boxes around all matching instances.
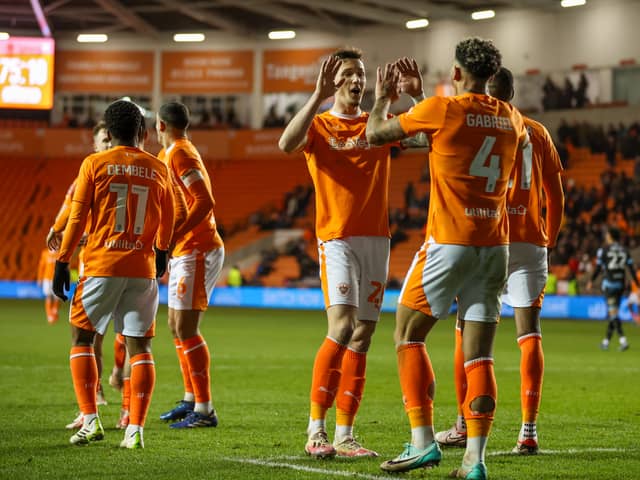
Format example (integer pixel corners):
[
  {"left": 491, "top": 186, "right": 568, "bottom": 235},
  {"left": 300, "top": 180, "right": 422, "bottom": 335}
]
[
  {"left": 242, "top": 159, "right": 640, "bottom": 293},
  {"left": 551, "top": 169, "right": 640, "bottom": 293},
  {"left": 542, "top": 72, "right": 589, "bottom": 111},
  {"left": 557, "top": 120, "right": 640, "bottom": 168}
]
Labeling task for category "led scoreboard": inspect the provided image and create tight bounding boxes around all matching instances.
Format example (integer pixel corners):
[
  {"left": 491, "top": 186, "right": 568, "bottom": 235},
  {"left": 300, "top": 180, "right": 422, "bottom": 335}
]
[{"left": 0, "top": 36, "right": 55, "bottom": 110}]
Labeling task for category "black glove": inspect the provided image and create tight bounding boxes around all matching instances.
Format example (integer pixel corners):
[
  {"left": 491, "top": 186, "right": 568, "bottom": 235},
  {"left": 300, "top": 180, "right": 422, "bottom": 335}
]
[
  {"left": 53, "top": 261, "right": 70, "bottom": 301},
  {"left": 155, "top": 248, "right": 169, "bottom": 278}
]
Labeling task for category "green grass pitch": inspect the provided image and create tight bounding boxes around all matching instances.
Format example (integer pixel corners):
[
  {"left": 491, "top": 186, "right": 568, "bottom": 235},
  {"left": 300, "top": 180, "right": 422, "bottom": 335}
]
[{"left": 1, "top": 299, "right": 639, "bottom": 479}]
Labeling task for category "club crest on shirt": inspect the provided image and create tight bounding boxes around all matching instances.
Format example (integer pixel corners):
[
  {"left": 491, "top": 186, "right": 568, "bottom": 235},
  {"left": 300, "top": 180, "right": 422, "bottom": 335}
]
[{"left": 337, "top": 282, "right": 351, "bottom": 296}]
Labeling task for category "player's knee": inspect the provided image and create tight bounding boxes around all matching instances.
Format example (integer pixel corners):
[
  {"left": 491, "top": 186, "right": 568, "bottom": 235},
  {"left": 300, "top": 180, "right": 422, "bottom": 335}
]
[
  {"left": 469, "top": 395, "right": 495, "bottom": 415},
  {"left": 349, "top": 322, "right": 376, "bottom": 352},
  {"left": 329, "top": 323, "right": 354, "bottom": 345}
]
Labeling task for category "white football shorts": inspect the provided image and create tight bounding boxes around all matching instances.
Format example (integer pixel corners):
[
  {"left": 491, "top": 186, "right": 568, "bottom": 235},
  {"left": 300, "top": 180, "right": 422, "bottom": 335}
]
[
  {"left": 70, "top": 276, "right": 158, "bottom": 337},
  {"left": 41, "top": 279, "right": 52, "bottom": 296},
  {"left": 318, "top": 236, "right": 390, "bottom": 322},
  {"left": 399, "top": 241, "right": 508, "bottom": 323},
  {"left": 502, "top": 242, "right": 548, "bottom": 308},
  {"left": 168, "top": 247, "right": 224, "bottom": 311}
]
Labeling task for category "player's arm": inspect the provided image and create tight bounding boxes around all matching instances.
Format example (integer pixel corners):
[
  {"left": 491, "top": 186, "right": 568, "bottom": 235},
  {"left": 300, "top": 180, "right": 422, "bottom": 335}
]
[
  {"left": 367, "top": 63, "right": 407, "bottom": 146},
  {"left": 171, "top": 151, "right": 214, "bottom": 241},
  {"left": 542, "top": 163, "right": 565, "bottom": 250},
  {"left": 58, "top": 168, "right": 92, "bottom": 264},
  {"left": 395, "top": 57, "right": 429, "bottom": 149},
  {"left": 587, "top": 249, "right": 604, "bottom": 291},
  {"left": 157, "top": 178, "right": 175, "bottom": 252},
  {"left": 279, "top": 56, "right": 344, "bottom": 153},
  {"left": 47, "top": 186, "right": 74, "bottom": 251},
  {"left": 170, "top": 176, "right": 188, "bottom": 246},
  {"left": 625, "top": 258, "right": 640, "bottom": 288}
]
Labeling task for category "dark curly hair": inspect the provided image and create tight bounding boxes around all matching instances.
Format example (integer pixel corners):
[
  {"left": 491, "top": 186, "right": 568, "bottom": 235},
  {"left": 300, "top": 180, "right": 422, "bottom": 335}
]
[
  {"left": 455, "top": 37, "right": 502, "bottom": 80},
  {"left": 332, "top": 47, "right": 363, "bottom": 60},
  {"left": 159, "top": 101, "right": 190, "bottom": 131},
  {"left": 487, "top": 66, "right": 514, "bottom": 102},
  {"left": 104, "top": 100, "right": 142, "bottom": 143}
]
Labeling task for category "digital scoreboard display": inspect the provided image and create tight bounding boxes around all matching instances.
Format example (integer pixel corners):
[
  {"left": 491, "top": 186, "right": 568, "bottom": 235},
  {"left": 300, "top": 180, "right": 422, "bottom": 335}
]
[{"left": 0, "top": 36, "right": 54, "bottom": 110}]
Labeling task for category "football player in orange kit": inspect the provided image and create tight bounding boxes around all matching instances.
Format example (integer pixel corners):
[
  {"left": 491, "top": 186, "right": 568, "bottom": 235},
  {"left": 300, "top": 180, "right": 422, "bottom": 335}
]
[
  {"left": 367, "top": 38, "right": 528, "bottom": 479},
  {"left": 53, "top": 100, "right": 174, "bottom": 449},
  {"left": 155, "top": 101, "right": 225, "bottom": 429},
  {"left": 435, "top": 67, "right": 564, "bottom": 456},
  {"left": 279, "top": 48, "right": 427, "bottom": 458},
  {"left": 37, "top": 248, "right": 59, "bottom": 324},
  {"left": 47, "top": 121, "right": 111, "bottom": 422}
]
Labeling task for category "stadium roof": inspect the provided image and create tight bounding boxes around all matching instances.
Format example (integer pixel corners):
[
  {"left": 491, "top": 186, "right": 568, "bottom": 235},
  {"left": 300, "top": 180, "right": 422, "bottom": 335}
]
[{"left": 1, "top": 1, "right": 584, "bottom": 39}]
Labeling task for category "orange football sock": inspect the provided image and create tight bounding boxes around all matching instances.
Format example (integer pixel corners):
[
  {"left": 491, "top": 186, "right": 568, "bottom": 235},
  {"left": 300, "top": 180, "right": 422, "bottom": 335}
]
[
  {"left": 51, "top": 298, "right": 59, "bottom": 319},
  {"left": 182, "top": 335, "right": 211, "bottom": 403},
  {"left": 518, "top": 334, "right": 544, "bottom": 424},
  {"left": 69, "top": 346, "right": 98, "bottom": 415},
  {"left": 397, "top": 343, "right": 434, "bottom": 429},
  {"left": 114, "top": 334, "right": 126, "bottom": 369},
  {"left": 121, "top": 377, "right": 131, "bottom": 412},
  {"left": 454, "top": 327, "right": 467, "bottom": 416},
  {"left": 310, "top": 337, "right": 347, "bottom": 418},
  {"left": 463, "top": 358, "right": 496, "bottom": 439},
  {"left": 174, "top": 337, "right": 193, "bottom": 397},
  {"left": 335, "top": 349, "right": 367, "bottom": 426},
  {"left": 129, "top": 353, "right": 155, "bottom": 427},
  {"left": 44, "top": 297, "right": 52, "bottom": 321}
]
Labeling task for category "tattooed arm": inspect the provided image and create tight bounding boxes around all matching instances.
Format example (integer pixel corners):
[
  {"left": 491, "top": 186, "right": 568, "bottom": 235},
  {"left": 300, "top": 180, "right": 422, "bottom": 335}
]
[{"left": 366, "top": 63, "right": 408, "bottom": 146}]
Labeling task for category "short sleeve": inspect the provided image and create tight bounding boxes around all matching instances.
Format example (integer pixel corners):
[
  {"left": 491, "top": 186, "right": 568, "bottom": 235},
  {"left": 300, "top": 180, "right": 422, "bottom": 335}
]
[{"left": 397, "top": 97, "right": 449, "bottom": 137}]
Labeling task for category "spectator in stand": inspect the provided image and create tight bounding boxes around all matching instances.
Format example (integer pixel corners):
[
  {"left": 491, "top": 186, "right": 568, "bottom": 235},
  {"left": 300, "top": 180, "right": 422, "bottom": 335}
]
[
  {"left": 264, "top": 104, "right": 286, "bottom": 128},
  {"left": 560, "top": 78, "right": 575, "bottom": 109},
  {"left": 227, "top": 265, "right": 244, "bottom": 287},
  {"left": 574, "top": 72, "right": 589, "bottom": 108}
]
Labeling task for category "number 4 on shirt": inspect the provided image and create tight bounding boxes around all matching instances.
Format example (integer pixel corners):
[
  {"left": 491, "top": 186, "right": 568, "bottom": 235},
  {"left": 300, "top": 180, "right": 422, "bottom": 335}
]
[{"left": 470, "top": 135, "right": 532, "bottom": 192}]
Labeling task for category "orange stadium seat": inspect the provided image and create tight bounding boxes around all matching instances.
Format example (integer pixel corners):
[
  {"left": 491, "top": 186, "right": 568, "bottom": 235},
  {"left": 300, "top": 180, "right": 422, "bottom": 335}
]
[
  {"left": 0, "top": 153, "right": 310, "bottom": 280},
  {"left": 388, "top": 152, "right": 429, "bottom": 211},
  {"left": 388, "top": 229, "right": 425, "bottom": 283},
  {"left": 206, "top": 154, "right": 311, "bottom": 230},
  {"left": 258, "top": 255, "right": 301, "bottom": 287},
  {"left": 0, "top": 156, "right": 80, "bottom": 280}
]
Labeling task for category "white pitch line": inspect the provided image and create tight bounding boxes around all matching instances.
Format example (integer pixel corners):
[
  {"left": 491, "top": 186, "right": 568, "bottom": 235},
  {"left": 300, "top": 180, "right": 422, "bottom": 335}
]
[
  {"left": 223, "top": 447, "right": 634, "bottom": 479},
  {"left": 222, "top": 457, "right": 398, "bottom": 480},
  {"left": 488, "top": 447, "right": 631, "bottom": 456}
]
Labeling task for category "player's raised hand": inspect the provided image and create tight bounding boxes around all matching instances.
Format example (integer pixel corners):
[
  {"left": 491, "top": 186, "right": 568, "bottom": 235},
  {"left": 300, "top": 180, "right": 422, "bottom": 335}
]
[
  {"left": 396, "top": 57, "right": 424, "bottom": 99},
  {"left": 315, "top": 56, "right": 344, "bottom": 100},
  {"left": 375, "top": 63, "right": 400, "bottom": 103}
]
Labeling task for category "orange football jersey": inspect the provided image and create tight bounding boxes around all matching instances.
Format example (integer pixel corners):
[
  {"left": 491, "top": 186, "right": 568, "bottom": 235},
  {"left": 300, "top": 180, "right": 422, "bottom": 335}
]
[
  {"left": 58, "top": 146, "right": 175, "bottom": 278},
  {"left": 398, "top": 93, "right": 527, "bottom": 246},
  {"left": 507, "top": 117, "right": 563, "bottom": 246},
  {"left": 162, "top": 138, "right": 223, "bottom": 257},
  {"left": 52, "top": 180, "right": 76, "bottom": 233},
  {"left": 304, "top": 110, "right": 393, "bottom": 241}
]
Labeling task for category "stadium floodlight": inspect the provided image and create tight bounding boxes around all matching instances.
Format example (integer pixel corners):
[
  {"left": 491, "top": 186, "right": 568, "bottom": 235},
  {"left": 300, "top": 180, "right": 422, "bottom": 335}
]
[
  {"left": 471, "top": 10, "right": 496, "bottom": 20},
  {"left": 76, "top": 34, "right": 108, "bottom": 43},
  {"left": 268, "top": 30, "right": 296, "bottom": 40},
  {"left": 561, "top": 0, "right": 586, "bottom": 7},
  {"left": 173, "top": 33, "right": 205, "bottom": 42},
  {"left": 406, "top": 18, "right": 429, "bottom": 29},
  {"left": 0, "top": 32, "right": 9, "bottom": 40}
]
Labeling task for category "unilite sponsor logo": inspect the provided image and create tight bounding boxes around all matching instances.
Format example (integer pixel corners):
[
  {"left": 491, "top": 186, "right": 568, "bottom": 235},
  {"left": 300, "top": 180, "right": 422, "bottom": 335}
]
[
  {"left": 337, "top": 282, "right": 351, "bottom": 296},
  {"left": 464, "top": 207, "right": 501, "bottom": 218}
]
